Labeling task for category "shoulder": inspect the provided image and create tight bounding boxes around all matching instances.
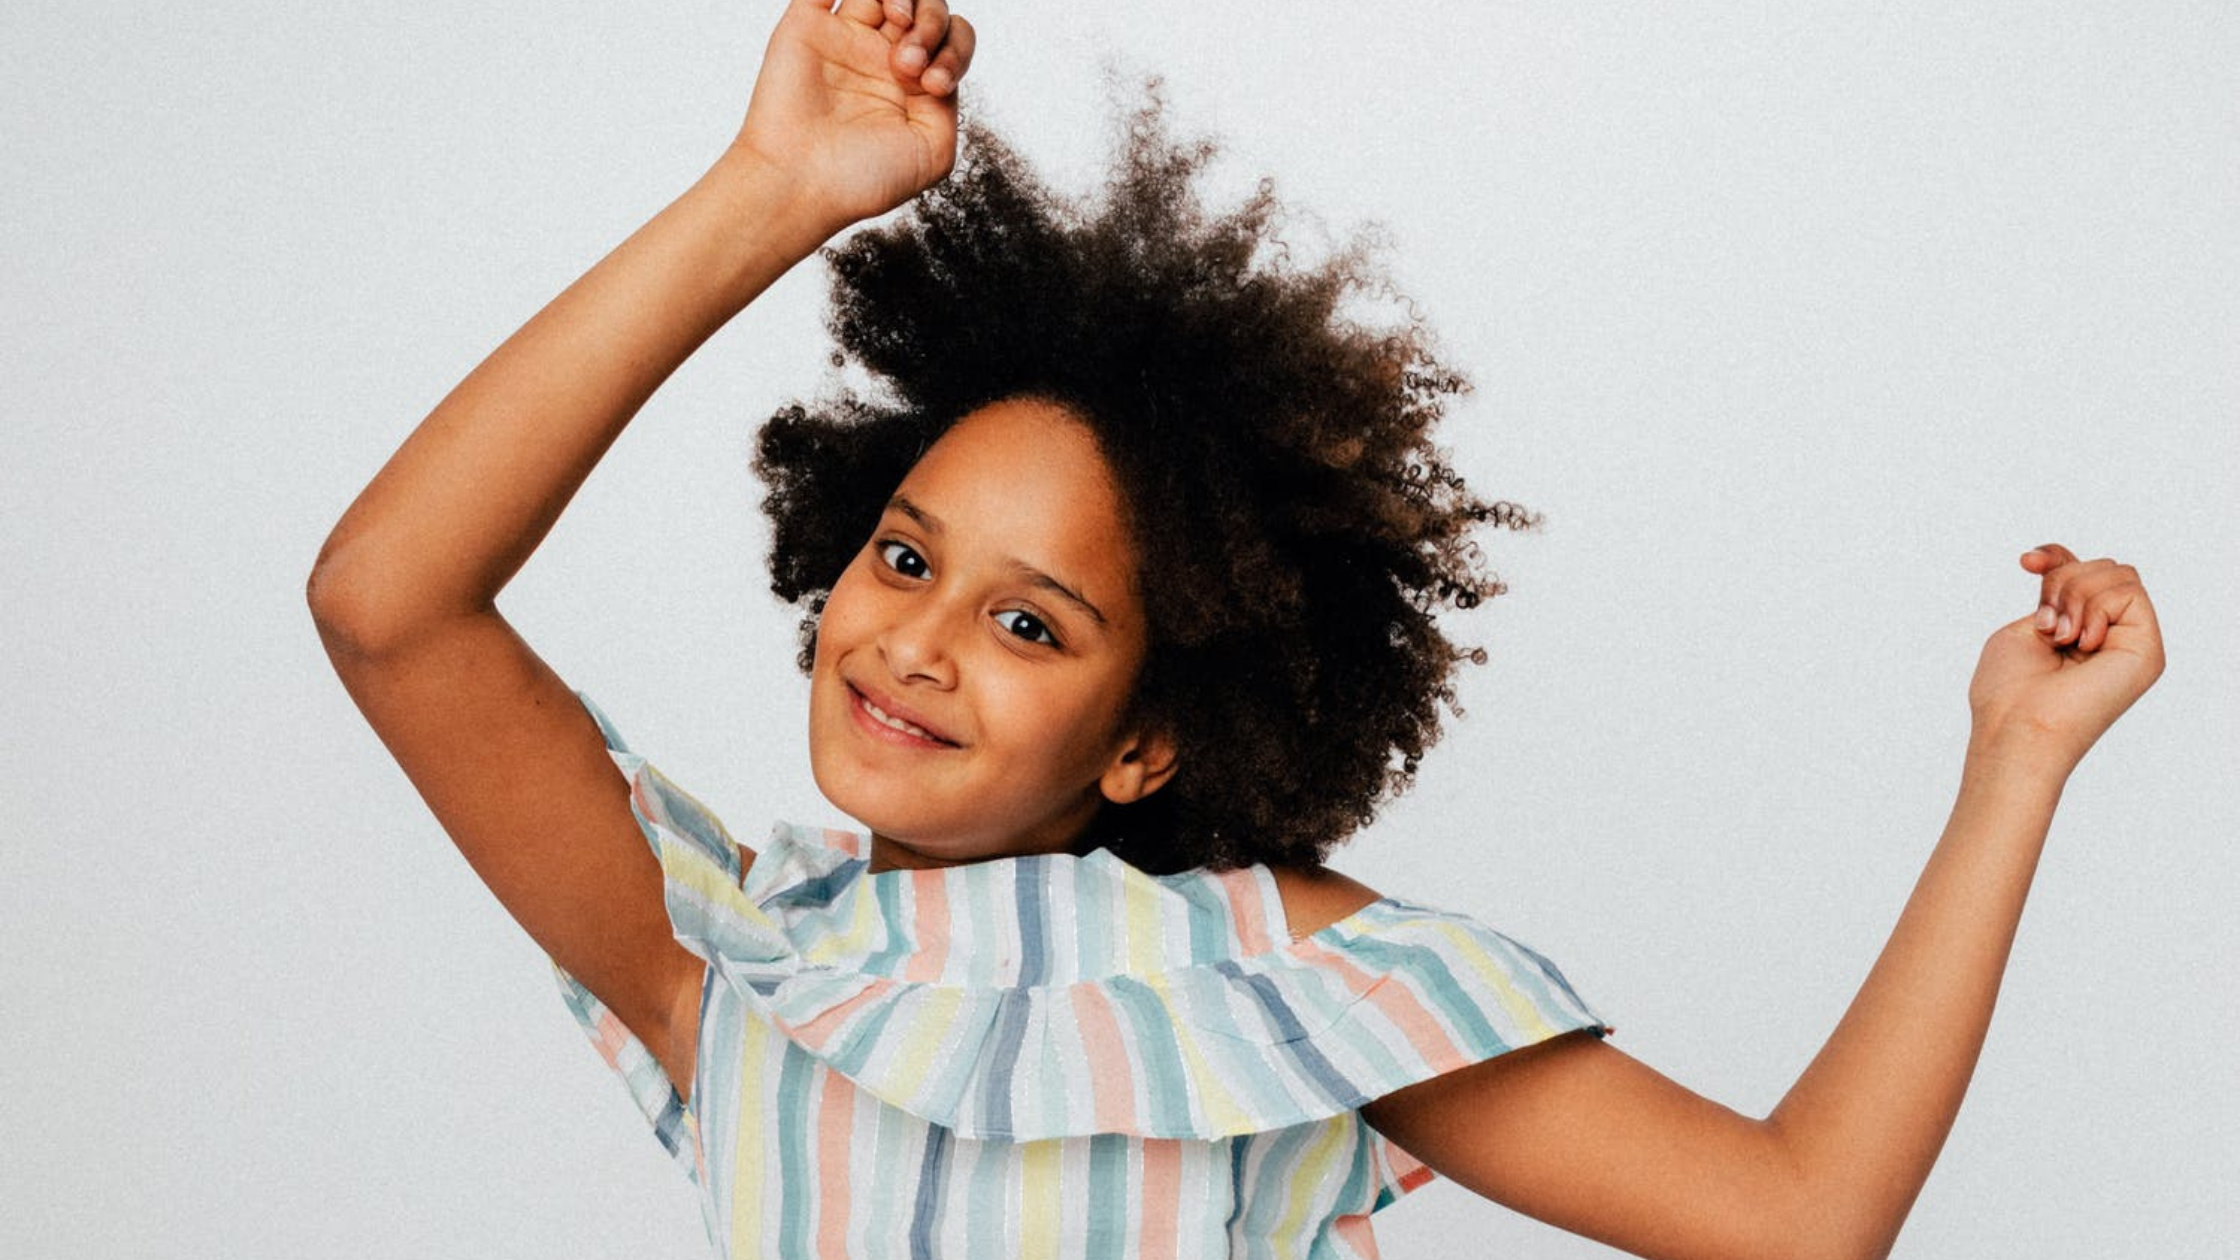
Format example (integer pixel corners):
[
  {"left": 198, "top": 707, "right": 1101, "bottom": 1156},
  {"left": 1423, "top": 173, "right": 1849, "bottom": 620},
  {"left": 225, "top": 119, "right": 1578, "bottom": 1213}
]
[{"left": 1265, "top": 863, "right": 1384, "bottom": 939}]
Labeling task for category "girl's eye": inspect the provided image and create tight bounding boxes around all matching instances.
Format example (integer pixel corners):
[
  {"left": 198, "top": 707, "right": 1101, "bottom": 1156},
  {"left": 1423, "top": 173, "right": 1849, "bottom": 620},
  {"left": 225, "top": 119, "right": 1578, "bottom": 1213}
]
[
  {"left": 877, "top": 540, "right": 929, "bottom": 579},
  {"left": 994, "top": 609, "right": 1058, "bottom": 647}
]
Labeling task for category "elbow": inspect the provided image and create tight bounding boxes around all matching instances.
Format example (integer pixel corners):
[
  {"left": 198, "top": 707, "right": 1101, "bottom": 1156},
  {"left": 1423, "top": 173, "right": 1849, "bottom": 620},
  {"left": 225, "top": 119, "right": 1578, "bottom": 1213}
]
[
  {"left": 305, "top": 562, "right": 387, "bottom": 660},
  {"left": 305, "top": 562, "right": 443, "bottom": 662}
]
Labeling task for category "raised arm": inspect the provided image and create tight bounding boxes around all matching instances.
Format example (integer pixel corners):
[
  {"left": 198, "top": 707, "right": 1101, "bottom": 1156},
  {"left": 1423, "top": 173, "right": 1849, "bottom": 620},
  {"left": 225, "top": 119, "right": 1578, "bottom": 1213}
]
[
  {"left": 308, "top": 0, "right": 976, "bottom": 640},
  {"left": 306, "top": 0, "right": 975, "bottom": 1102},
  {"left": 1362, "top": 545, "right": 2164, "bottom": 1260}
]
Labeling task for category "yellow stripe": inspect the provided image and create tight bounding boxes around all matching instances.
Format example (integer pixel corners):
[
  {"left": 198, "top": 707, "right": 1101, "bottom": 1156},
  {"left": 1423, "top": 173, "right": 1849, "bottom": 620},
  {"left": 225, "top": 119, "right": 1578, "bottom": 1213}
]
[
  {"left": 1125, "top": 872, "right": 1161, "bottom": 976},
  {"left": 1272, "top": 1117, "right": 1350, "bottom": 1258},
  {"left": 1143, "top": 970, "right": 1254, "bottom": 1136},
  {"left": 658, "top": 833, "right": 757, "bottom": 919},
  {"left": 805, "top": 866, "right": 882, "bottom": 965},
  {"left": 1018, "top": 1138, "right": 1062, "bottom": 1260},
  {"left": 884, "top": 987, "right": 964, "bottom": 1101},
  {"left": 728, "top": 1019, "right": 771, "bottom": 1257},
  {"left": 1432, "top": 920, "right": 1558, "bottom": 1040}
]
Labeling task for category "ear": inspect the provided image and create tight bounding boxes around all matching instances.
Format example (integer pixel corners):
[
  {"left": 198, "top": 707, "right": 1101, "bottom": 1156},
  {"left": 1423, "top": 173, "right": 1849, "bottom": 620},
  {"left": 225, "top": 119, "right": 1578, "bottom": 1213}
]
[{"left": 1098, "top": 724, "right": 1179, "bottom": 805}]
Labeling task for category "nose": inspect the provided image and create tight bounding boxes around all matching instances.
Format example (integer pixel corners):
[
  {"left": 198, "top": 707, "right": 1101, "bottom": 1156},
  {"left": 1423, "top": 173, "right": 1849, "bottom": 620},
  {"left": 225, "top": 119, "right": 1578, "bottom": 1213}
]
[{"left": 878, "top": 591, "right": 961, "bottom": 689}]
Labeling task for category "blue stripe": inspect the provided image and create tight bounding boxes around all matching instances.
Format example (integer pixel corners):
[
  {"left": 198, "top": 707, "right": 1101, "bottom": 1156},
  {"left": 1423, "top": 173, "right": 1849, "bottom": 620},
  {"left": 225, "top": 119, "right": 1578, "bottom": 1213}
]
[
  {"left": 1104, "top": 975, "right": 1198, "bottom": 1136},
  {"left": 1327, "top": 1120, "right": 1378, "bottom": 1229},
  {"left": 858, "top": 874, "right": 915, "bottom": 978},
  {"left": 976, "top": 986, "right": 1036, "bottom": 1138},
  {"left": 1083, "top": 1134, "right": 1128, "bottom": 1259},
  {"left": 1231, "top": 968, "right": 1366, "bottom": 1112},
  {"left": 1014, "top": 861, "right": 1049, "bottom": 987},
  {"left": 571, "top": 689, "right": 631, "bottom": 752},
  {"left": 965, "top": 1132, "right": 1011, "bottom": 1255},
  {"left": 1232, "top": 1122, "right": 1318, "bottom": 1259},
  {"left": 1222, "top": 1136, "right": 1251, "bottom": 1237},
  {"left": 1183, "top": 880, "right": 1227, "bottom": 964},
  {"left": 1496, "top": 930, "right": 1602, "bottom": 1025},
  {"left": 1339, "top": 931, "right": 1507, "bottom": 1051},
  {"left": 907, "top": 1125, "right": 952, "bottom": 1260},
  {"left": 1072, "top": 859, "right": 1112, "bottom": 979},
  {"left": 763, "top": 860, "right": 866, "bottom": 912},
  {"left": 916, "top": 990, "right": 1006, "bottom": 1121},
  {"left": 774, "top": 1043, "right": 815, "bottom": 1256},
  {"left": 825, "top": 991, "right": 903, "bottom": 1078}
]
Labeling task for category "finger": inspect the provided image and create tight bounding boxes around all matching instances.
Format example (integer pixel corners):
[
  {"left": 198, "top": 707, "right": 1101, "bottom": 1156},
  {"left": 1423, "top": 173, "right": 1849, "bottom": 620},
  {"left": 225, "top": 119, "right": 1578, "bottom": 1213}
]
[
  {"left": 2044, "top": 560, "right": 2127, "bottom": 645},
  {"left": 2078, "top": 598, "right": 2114, "bottom": 652},
  {"left": 834, "top": 0, "right": 885, "bottom": 25},
  {"left": 893, "top": 0, "right": 947, "bottom": 75},
  {"left": 922, "top": 13, "right": 974, "bottom": 94},
  {"left": 2075, "top": 564, "right": 2144, "bottom": 651},
  {"left": 2032, "top": 554, "right": 2110, "bottom": 639}
]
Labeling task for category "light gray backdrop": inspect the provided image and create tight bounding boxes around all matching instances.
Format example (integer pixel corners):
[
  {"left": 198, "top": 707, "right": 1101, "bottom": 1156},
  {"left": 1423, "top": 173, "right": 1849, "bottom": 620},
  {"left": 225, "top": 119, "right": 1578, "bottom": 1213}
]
[{"left": 4, "top": 1, "right": 2234, "bottom": 1257}]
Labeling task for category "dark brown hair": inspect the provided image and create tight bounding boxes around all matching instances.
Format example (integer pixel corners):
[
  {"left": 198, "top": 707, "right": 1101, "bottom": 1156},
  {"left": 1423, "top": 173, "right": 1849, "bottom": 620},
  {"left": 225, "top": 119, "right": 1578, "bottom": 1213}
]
[{"left": 753, "top": 82, "right": 1541, "bottom": 873}]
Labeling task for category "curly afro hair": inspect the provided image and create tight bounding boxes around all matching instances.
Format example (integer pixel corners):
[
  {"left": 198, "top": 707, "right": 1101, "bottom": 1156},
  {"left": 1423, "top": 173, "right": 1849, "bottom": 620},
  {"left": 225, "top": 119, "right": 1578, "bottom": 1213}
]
[{"left": 752, "top": 81, "right": 1542, "bottom": 875}]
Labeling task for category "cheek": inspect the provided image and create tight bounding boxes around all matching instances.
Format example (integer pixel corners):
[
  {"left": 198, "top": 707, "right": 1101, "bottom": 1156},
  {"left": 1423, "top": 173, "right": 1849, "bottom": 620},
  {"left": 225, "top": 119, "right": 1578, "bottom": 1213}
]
[
  {"left": 813, "top": 564, "right": 877, "bottom": 658},
  {"left": 990, "top": 667, "right": 1135, "bottom": 778}
]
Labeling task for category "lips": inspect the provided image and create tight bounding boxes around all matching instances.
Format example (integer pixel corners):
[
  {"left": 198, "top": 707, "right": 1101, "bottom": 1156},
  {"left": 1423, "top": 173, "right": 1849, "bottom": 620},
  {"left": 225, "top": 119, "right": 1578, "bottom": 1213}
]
[{"left": 846, "top": 681, "right": 962, "bottom": 748}]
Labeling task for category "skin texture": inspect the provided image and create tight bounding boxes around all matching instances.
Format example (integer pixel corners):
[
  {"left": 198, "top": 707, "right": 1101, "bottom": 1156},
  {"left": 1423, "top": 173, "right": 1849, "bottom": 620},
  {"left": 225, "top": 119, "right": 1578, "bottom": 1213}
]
[
  {"left": 805, "top": 398, "right": 1178, "bottom": 873},
  {"left": 309, "top": 2, "right": 2169, "bottom": 1255}
]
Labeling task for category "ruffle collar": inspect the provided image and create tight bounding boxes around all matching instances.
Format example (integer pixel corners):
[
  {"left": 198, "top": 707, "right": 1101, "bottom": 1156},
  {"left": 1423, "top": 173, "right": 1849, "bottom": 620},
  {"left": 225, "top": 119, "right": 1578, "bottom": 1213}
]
[{"left": 589, "top": 691, "right": 1609, "bottom": 1143}]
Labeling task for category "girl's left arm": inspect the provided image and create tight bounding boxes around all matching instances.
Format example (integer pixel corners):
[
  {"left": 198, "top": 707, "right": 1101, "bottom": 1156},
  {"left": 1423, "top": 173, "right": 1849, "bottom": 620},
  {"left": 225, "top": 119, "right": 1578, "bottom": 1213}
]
[{"left": 1361, "top": 545, "right": 2164, "bottom": 1260}]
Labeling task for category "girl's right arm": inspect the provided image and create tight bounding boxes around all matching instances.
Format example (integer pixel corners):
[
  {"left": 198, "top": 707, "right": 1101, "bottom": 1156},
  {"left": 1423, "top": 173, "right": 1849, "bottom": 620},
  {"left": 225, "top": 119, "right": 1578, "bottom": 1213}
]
[{"left": 306, "top": 0, "right": 974, "bottom": 1102}]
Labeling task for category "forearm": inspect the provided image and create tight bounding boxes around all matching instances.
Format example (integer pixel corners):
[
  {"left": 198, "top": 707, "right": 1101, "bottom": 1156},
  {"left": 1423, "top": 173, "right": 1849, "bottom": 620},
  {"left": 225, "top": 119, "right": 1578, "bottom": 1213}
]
[
  {"left": 1765, "top": 736, "right": 2068, "bottom": 1257},
  {"left": 308, "top": 150, "right": 841, "bottom": 651}
]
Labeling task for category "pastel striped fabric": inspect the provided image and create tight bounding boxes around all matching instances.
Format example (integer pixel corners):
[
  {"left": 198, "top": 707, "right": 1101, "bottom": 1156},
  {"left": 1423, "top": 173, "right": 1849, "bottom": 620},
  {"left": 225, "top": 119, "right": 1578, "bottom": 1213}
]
[{"left": 552, "top": 691, "right": 1609, "bottom": 1258}]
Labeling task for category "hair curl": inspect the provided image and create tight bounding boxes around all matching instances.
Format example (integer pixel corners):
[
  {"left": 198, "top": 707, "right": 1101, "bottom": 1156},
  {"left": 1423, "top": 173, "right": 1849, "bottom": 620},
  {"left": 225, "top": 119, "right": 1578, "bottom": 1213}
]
[{"left": 753, "top": 81, "right": 1542, "bottom": 874}]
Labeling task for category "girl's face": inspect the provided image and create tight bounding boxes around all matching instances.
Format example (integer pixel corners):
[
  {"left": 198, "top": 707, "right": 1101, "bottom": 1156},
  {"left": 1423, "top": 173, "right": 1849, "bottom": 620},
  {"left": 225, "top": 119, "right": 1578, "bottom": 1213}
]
[{"left": 806, "top": 396, "right": 1176, "bottom": 873}]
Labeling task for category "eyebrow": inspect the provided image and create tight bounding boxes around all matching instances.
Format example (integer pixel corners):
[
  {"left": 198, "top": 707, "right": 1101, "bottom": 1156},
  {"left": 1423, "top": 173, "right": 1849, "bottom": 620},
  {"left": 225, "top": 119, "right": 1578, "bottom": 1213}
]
[{"left": 886, "top": 494, "right": 1110, "bottom": 627}]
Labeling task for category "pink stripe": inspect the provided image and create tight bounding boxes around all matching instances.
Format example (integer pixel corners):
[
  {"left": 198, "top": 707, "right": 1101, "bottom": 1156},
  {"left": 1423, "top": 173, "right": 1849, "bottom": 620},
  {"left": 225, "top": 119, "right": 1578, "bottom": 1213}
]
[
  {"left": 1360, "top": 979, "right": 1469, "bottom": 1076},
  {"left": 823, "top": 827, "right": 862, "bottom": 857},
  {"left": 1137, "top": 1139, "right": 1182, "bottom": 1260},
  {"left": 1218, "top": 868, "right": 1274, "bottom": 955},
  {"left": 1294, "top": 938, "right": 1464, "bottom": 1073},
  {"left": 592, "top": 1010, "right": 632, "bottom": 1069},
  {"left": 814, "top": 1066, "right": 856, "bottom": 1256},
  {"left": 1331, "top": 1212, "right": 1381, "bottom": 1259},
  {"left": 1385, "top": 1139, "right": 1435, "bottom": 1194},
  {"left": 1292, "top": 937, "right": 1385, "bottom": 994},
  {"left": 903, "top": 870, "right": 950, "bottom": 982},
  {"left": 784, "top": 977, "right": 900, "bottom": 1053},
  {"left": 1070, "top": 985, "right": 1140, "bottom": 1135}
]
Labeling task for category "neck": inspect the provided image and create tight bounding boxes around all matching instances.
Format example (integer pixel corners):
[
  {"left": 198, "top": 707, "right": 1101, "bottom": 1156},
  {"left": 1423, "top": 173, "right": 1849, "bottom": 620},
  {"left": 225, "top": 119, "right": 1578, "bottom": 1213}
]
[{"left": 864, "top": 814, "right": 1110, "bottom": 875}]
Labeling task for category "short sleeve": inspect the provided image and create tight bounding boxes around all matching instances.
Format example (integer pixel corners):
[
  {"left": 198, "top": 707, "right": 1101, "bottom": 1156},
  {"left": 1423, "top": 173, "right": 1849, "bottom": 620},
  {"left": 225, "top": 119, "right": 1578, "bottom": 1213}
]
[{"left": 547, "top": 689, "right": 743, "bottom": 1184}]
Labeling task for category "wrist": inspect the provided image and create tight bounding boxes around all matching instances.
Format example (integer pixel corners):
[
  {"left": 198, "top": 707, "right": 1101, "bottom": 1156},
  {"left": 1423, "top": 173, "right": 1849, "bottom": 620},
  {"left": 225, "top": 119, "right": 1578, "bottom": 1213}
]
[
  {"left": 1962, "top": 725, "right": 2076, "bottom": 797},
  {"left": 697, "top": 146, "right": 853, "bottom": 272}
]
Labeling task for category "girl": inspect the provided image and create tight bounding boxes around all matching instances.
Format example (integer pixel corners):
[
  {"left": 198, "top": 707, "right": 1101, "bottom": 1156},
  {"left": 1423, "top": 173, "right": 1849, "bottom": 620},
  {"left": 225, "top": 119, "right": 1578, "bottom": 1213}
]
[{"left": 308, "top": 2, "right": 2165, "bottom": 1257}]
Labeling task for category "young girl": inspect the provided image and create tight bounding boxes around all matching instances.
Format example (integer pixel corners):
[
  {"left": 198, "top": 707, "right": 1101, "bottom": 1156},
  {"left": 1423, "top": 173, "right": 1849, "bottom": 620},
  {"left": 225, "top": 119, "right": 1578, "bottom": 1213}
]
[{"left": 308, "top": 3, "right": 2165, "bottom": 1257}]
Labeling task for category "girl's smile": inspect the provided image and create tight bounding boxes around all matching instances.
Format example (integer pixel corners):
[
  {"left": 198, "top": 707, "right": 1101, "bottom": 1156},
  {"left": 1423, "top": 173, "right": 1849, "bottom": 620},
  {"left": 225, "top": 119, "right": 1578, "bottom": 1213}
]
[
  {"left": 805, "top": 396, "right": 1176, "bottom": 873},
  {"left": 844, "top": 679, "right": 962, "bottom": 748}
]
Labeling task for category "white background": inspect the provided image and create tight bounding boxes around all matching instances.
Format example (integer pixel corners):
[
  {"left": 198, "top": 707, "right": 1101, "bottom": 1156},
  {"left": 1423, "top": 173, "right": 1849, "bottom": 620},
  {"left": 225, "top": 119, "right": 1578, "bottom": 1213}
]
[{"left": 4, "top": 1, "right": 2235, "bottom": 1256}]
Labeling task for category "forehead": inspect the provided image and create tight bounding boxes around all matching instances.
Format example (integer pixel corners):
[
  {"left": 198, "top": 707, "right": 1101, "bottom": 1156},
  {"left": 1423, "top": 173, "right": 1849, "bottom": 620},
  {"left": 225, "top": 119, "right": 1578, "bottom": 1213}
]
[{"left": 894, "top": 398, "right": 1139, "bottom": 587}]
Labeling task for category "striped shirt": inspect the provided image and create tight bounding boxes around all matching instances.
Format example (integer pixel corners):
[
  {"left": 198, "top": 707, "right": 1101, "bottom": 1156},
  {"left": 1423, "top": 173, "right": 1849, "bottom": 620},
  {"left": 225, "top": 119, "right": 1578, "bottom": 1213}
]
[{"left": 552, "top": 691, "right": 1608, "bottom": 1258}]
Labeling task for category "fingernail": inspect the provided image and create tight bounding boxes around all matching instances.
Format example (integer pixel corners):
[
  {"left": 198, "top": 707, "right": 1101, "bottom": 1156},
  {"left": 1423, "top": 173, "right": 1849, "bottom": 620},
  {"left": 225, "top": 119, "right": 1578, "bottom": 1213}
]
[
  {"left": 2056, "top": 612, "right": 2073, "bottom": 638},
  {"left": 2035, "top": 605, "right": 2056, "bottom": 631},
  {"left": 925, "top": 67, "right": 951, "bottom": 92},
  {"left": 899, "top": 44, "right": 927, "bottom": 70}
]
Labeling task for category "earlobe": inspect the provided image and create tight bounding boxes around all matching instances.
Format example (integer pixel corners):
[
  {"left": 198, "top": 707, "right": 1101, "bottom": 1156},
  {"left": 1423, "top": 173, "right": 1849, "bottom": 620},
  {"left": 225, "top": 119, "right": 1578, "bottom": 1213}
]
[{"left": 1100, "top": 727, "right": 1179, "bottom": 805}]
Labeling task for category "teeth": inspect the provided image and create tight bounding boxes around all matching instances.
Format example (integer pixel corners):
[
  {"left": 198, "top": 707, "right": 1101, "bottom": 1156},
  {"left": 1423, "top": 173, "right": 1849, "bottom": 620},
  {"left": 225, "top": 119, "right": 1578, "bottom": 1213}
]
[{"left": 861, "top": 695, "right": 936, "bottom": 741}]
